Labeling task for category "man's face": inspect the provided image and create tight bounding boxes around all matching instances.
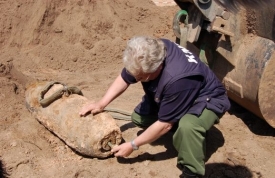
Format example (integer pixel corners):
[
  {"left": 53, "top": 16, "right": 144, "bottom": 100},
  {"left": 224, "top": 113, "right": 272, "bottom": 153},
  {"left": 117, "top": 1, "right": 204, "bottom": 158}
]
[
  {"left": 126, "top": 70, "right": 151, "bottom": 82},
  {"left": 134, "top": 73, "right": 151, "bottom": 82},
  {"left": 126, "top": 64, "right": 163, "bottom": 82}
]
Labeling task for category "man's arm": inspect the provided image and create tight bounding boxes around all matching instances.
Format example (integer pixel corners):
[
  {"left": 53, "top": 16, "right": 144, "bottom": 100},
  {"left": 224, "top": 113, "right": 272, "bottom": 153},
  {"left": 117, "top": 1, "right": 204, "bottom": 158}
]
[
  {"left": 98, "top": 74, "right": 129, "bottom": 107},
  {"left": 79, "top": 74, "right": 129, "bottom": 116},
  {"left": 134, "top": 120, "right": 173, "bottom": 146},
  {"left": 111, "top": 120, "right": 173, "bottom": 157}
]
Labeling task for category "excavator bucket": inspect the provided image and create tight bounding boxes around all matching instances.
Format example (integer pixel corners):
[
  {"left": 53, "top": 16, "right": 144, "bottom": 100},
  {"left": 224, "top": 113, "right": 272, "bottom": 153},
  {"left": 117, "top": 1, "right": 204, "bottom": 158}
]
[{"left": 173, "top": 0, "right": 275, "bottom": 128}]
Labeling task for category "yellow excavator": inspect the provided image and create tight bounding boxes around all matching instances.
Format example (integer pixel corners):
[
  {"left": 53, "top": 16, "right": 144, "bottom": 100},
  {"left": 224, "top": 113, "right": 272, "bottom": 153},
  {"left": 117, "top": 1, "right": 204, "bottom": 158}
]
[{"left": 173, "top": 0, "right": 275, "bottom": 127}]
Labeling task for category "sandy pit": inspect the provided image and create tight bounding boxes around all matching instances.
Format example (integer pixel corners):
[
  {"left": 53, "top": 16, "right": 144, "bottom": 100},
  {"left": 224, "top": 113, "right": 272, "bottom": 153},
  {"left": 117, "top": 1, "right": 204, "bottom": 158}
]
[{"left": 0, "top": 0, "right": 274, "bottom": 178}]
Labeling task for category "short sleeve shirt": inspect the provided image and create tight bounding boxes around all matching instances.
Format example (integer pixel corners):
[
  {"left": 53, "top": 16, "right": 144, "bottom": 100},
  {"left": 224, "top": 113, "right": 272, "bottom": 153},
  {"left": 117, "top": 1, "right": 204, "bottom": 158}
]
[{"left": 121, "top": 68, "right": 203, "bottom": 122}]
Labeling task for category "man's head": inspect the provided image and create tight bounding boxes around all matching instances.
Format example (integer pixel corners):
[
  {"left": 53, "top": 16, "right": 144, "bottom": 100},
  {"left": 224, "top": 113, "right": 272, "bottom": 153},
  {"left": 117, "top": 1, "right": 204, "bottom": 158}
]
[{"left": 123, "top": 36, "right": 166, "bottom": 81}]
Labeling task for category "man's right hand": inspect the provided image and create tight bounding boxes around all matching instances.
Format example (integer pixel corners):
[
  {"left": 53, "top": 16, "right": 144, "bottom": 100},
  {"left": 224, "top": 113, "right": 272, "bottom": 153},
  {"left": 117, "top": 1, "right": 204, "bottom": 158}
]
[
  {"left": 79, "top": 102, "right": 104, "bottom": 116},
  {"left": 79, "top": 75, "right": 129, "bottom": 117}
]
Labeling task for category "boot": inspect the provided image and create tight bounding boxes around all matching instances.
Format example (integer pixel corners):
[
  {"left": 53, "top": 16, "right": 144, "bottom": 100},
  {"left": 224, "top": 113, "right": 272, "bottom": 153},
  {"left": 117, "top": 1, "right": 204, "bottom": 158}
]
[{"left": 179, "top": 166, "right": 202, "bottom": 178}]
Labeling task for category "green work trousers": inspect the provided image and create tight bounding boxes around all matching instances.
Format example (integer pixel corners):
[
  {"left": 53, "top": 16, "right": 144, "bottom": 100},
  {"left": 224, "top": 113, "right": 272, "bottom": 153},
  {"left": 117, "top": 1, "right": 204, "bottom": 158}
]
[{"left": 131, "top": 108, "right": 219, "bottom": 176}]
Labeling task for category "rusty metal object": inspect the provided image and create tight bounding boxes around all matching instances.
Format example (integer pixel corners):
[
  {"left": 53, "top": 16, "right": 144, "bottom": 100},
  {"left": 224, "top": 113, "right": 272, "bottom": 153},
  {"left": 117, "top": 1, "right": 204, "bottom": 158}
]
[{"left": 25, "top": 81, "right": 122, "bottom": 158}]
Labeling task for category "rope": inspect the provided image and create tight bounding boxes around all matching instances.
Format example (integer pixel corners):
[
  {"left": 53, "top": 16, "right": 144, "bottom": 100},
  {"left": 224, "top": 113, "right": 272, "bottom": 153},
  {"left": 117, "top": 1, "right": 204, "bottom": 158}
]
[
  {"left": 38, "top": 82, "right": 132, "bottom": 121},
  {"left": 39, "top": 81, "right": 83, "bottom": 107},
  {"left": 104, "top": 107, "right": 132, "bottom": 121}
]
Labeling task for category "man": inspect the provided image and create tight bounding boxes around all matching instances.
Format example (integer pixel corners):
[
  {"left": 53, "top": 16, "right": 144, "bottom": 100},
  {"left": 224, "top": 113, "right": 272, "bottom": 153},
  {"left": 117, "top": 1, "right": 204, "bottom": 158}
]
[{"left": 79, "top": 36, "right": 230, "bottom": 178}]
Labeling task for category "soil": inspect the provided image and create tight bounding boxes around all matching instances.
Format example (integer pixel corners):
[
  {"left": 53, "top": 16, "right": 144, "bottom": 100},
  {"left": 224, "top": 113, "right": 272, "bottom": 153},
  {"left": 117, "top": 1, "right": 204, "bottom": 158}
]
[{"left": 0, "top": 0, "right": 275, "bottom": 178}]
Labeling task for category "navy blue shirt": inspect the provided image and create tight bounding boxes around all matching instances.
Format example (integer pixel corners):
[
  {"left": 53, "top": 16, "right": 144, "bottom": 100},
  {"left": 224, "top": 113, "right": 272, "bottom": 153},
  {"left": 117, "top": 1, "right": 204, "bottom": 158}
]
[{"left": 121, "top": 39, "right": 230, "bottom": 122}]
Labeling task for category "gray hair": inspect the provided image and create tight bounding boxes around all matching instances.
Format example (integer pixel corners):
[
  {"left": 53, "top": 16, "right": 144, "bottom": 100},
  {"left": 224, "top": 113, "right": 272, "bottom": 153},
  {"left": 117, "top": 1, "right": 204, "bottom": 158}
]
[
  {"left": 214, "top": 0, "right": 274, "bottom": 12},
  {"left": 123, "top": 36, "right": 166, "bottom": 76}
]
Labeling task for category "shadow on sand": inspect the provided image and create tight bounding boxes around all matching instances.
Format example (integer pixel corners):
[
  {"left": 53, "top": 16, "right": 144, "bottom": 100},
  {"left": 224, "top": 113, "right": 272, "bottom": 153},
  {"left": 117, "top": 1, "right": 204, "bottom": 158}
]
[
  {"left": 205, "top": 162, "right": 254, "bottom": 178},
  {"left": 116, "top": 124, "right": 225, "bottom": 165},
  {"left": 228, "top": 100, "right": 275, "bottom": 137},
  {"left": 0, "top": 159, "right": 9, "bottom": 178}
]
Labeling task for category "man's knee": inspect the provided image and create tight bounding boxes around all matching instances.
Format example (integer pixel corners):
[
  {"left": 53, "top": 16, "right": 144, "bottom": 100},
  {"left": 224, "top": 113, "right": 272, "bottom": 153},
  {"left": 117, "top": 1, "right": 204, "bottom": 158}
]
[
  {"left": 177, "top": 114, "right": 198, "bottom": 132},
  {"left": 131, "top": 111, "right": 157, "bottom": 128},
  {"left": 131, "top": 112, "right": 145, "bottom": 128}
]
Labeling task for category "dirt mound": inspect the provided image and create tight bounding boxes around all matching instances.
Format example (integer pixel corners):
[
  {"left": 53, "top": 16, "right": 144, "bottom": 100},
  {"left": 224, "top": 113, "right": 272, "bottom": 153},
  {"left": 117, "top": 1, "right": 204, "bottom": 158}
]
[{"left": 0, "top": 0, "right": 274, "bottom": 178}]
